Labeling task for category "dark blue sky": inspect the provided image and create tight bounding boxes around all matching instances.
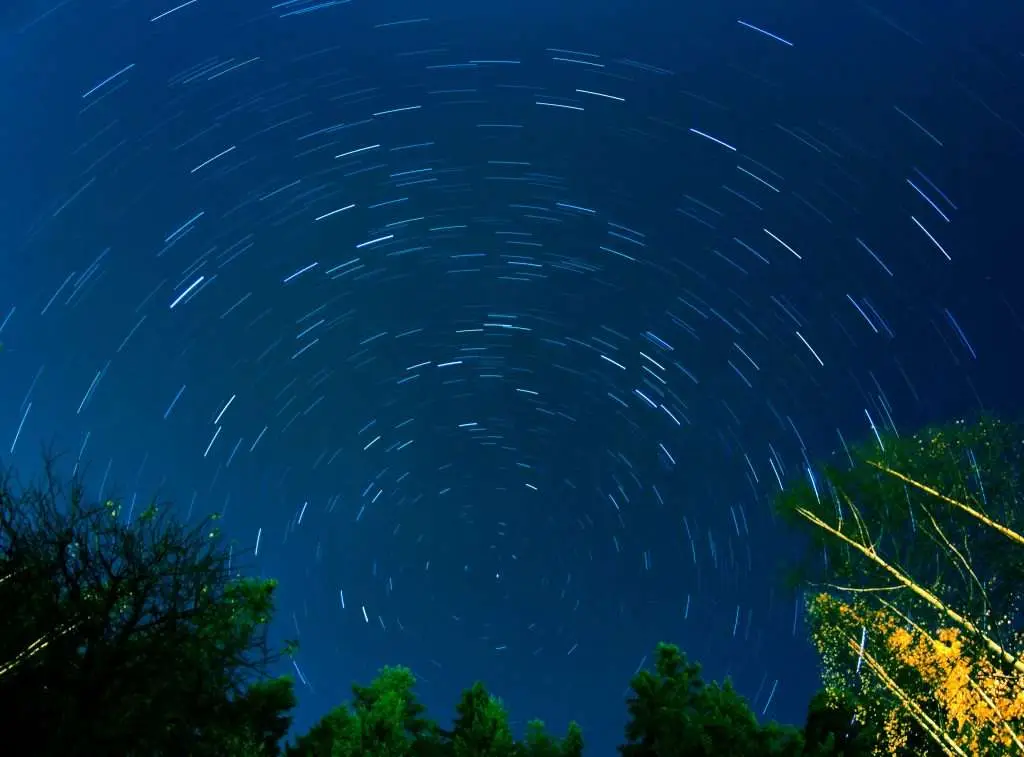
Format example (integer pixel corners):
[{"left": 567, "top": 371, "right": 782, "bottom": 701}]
[{"left": 1, "top": 0, "right": 1022, "bottom": 753}]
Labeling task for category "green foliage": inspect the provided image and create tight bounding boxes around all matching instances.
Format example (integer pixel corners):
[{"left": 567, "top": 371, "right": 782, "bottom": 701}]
[
  {"left": 284, "top": 648, "right": 862, "bottom": 757},
  {"left": 560, "top": 722, "right": 584, "bottom": 757},
  {"left": 286, "top": 669, "right": 583, "bottom": 757},
  {"left": 286, "top": 702, "right": 360, "bottom": 757},
  {"left": 0, "top": 454, "right": 295, "bottom": 756},
  {"left": 284, "top": 665, "right": 449, "bottom": 757},
  {"left": 776, "top": 416, "right": 1024, "bottom": 626},
  {"left": 800, "top": 690, "right": 874, "bottom": 757},
  {"left": 517, "top": 719, "right": 584, "bottom": 757},
  {"left": 451, "top": 681, "right": 515, "bottom": 757},
  {"left": 619, "top": 642, "right": 806, "bottom": 757},
  {"left": 226, "top": 676, "right": 299, "bottom": 755},
  {"left": 523, "top": 719, "right": 562, "bottom": 757}
]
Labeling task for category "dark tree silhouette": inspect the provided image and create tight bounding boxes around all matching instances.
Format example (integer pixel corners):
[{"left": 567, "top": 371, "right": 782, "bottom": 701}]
[
  {"left": 619, "top": 642, "right": 807, "bottom": 757},
  {"left": 0, "top": 453, "right": 295, "bottom": 756}
]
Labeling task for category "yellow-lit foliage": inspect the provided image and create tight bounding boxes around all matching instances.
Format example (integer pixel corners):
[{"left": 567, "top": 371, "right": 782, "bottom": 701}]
[
  {"left": 810, "top": 594, "right": 926, "bottom": 756},
  {"left": 887, "top": 623, "right": 1024, "bottom": 753},
  {"left": 810, "top": 591, "right": 1024, "bottom": 756},
  {"left": 785, "top": 419, "right": 1024, "bottom": 755}
]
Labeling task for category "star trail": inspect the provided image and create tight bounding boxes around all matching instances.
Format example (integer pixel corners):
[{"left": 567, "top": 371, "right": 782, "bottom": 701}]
[{"left": 1, "top": 0, "right": 1022, "bottom": 749}]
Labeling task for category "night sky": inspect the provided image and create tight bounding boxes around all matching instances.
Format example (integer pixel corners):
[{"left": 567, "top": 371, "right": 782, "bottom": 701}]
[{"left": 2, "top": 0, "right": 1023, "bottom": 753}]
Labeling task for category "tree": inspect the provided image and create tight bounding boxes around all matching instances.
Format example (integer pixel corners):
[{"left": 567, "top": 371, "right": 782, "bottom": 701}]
[
  {"left": 451, "top": 681, "right": 516, "bottom": 757},
  {"left": 285, "top": 702, "right": 362, "bottom": 756},
  {"left": 777, "top": 418, "right": 1024, "bottom": 755},
  {"left": 286, "top": 665, "right": 447, "bottom": 757},
  {"left": 286, "top": 667, "right": 584, "bottom": 757},
  {"left": 0, "top": 453, "right": 296, "bottom": 756},
  {"left": 560, "top": 721, "right": 585, "bottom": 757},
  {"left": 520, "top": 719, "right": 584, "bottom": 757},
  {"left": 800, "top": 688, "right": 873, "bottom": 756},
  {"left": 619, "top": 642, "right": 805, "bottom": 756},
  {"left": 209, "top": 676, "right": 299, "bottom": 756},
  {"left": 523, "top": 720, "right": 561, "bottom": 757}
]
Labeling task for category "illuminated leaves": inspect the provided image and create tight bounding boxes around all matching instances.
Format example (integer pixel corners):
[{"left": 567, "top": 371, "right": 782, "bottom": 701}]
[{"left": 784, "top": 418, "right": 1024, "bottom": 756}]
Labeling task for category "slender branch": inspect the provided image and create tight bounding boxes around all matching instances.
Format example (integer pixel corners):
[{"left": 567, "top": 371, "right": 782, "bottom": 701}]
[
  {"left": 874, "top": 599, "right": 1024, "bottom": 754},
  {"left": 866, "top": 461, "right": 1024, "bottom": 548},
  {"left": 920, "top": 504, "right": 990, "bottom": 616},
  {"left": 795, "top": 506, "right": 1024, "bottom": 676},
  {"left": 849, "top": 636, "right": 967, "bottom": 757},
  {"left": 819, "top": 582, "right": 904, "bottom": 594}
]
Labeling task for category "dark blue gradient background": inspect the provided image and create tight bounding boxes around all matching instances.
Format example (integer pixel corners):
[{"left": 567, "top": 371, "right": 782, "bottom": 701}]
[{"left": 1, "top": 0, "right": 1022, "bottom": 753}]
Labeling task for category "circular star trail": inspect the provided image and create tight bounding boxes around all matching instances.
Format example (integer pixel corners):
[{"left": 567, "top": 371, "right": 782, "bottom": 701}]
[{"left": 2, "top": 0, "right": 1021, "bottom": 746}]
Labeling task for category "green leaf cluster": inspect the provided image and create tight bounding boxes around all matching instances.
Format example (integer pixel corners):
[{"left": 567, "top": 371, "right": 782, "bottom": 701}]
[
  {"left": 618, "top": 642, "right": 863, "bottom": 757},
  {"left": 281, "top": 640, "right": 864, "bottom": 757},
  {"left": 285, "top": 667, "right": 583, "bottom": 757}
]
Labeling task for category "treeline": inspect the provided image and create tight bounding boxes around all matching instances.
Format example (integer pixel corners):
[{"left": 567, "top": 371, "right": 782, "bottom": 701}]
[{"left": 1, "top": 417, "right": 1021, "bottom": 755}]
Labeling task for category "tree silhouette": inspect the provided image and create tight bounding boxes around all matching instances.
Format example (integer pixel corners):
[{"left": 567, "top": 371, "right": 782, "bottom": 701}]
[
  {"left": 286, "top": 665, "right": 584, "bottom": 757},
  {"left": 619, "top": 642, "right": 806, "bottom": 756},
  {"left": 0, "top": 453, "right": 296, "bottom": 756}
]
